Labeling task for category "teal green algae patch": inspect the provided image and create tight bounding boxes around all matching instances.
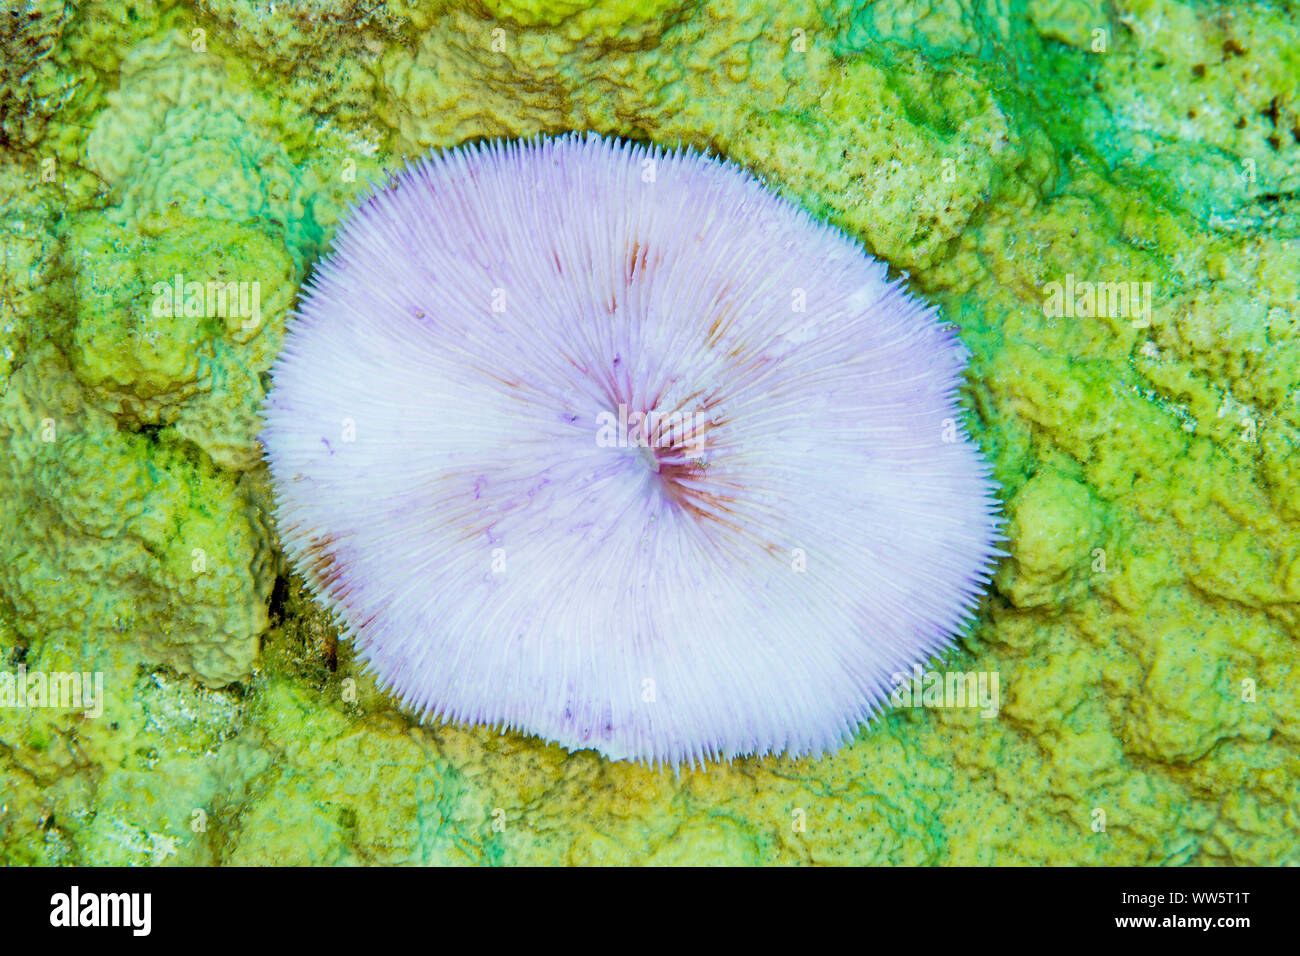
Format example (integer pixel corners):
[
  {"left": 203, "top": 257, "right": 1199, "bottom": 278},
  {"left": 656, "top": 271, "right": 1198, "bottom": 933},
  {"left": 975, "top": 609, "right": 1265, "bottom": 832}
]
[{"left": 1, "top": 0, "right": 1298, "bottom": 865}]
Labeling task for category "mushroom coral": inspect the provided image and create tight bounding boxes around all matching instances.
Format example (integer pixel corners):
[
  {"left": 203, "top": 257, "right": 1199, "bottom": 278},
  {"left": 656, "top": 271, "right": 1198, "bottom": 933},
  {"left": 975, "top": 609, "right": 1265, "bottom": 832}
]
[{"left": 261, "top": 134, "right": 1001, "bottom": 768}]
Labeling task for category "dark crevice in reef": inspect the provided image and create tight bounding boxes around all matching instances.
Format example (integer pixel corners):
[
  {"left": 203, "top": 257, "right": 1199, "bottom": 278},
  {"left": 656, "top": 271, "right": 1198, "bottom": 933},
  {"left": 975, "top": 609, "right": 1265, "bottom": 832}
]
[
  {"left": 267, "top": 573, "right": 292, "bottom": 625},
  {"left": 136, "top": 422, "right": 165, "bottom": 443},
  {"left": 262, "top": 572, "right": 343, "bottom": 687}
]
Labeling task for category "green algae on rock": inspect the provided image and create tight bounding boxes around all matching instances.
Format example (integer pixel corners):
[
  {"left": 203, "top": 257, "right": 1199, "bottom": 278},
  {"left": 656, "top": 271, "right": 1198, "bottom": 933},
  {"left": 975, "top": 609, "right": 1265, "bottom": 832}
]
[
  {"left": 0, "top": 342, "right": 274, "bottom": 688},
  {"left": 54, "top": 209, "right": 294, "bottom": 471}
]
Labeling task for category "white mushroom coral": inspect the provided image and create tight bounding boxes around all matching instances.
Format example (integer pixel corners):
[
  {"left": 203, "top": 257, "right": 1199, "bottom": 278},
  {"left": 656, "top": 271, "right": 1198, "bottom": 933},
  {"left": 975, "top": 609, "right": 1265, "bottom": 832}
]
[{"left": 261, "top": 134, "right": 1002, "bottom": 769}]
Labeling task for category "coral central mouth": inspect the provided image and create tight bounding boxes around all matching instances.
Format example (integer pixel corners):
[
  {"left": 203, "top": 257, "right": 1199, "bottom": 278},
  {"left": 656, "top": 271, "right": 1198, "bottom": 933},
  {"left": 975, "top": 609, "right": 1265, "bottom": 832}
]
[
  {"left": 631, "top": 441, "right": 724, "bottom": 525},
  {"left": 635, "top": 441, "right": 662, "bottom": 474},
  {"left": 602, "top": 401, "right": 729, "bottom": 520}
]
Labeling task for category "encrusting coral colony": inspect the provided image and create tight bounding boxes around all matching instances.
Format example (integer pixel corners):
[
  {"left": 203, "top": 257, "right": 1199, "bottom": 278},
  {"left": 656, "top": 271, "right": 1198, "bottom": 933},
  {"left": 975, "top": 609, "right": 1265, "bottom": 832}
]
[{"left": 1, "top": 0, "right": 1297, "bottom": 865}]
